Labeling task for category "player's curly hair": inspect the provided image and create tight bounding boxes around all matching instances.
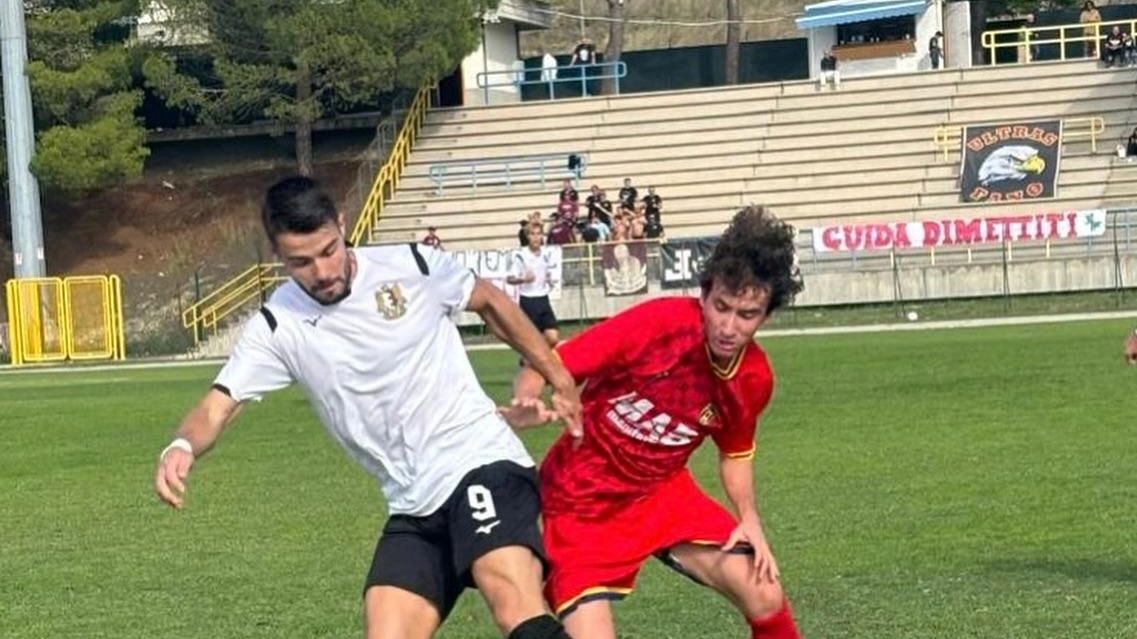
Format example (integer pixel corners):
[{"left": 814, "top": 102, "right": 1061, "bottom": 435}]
[{"left": 698, "top": 205, "right": 804, "bottom": 314}]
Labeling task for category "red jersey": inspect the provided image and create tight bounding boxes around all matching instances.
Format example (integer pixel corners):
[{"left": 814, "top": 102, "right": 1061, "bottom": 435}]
[{"left": 540, "top": 297, "right": 774, "bottom": 518}]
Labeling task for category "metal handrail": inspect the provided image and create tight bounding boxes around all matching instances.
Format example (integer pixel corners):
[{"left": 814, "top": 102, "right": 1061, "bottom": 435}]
[
  {"left": 932, "top": 116, "right": 1104, "bottom": 162},
  {"left": 981, "top": 18, "right": 1137, "bottom": 64},
  {"left": 428, "top": 152, "right": 588, "bottom": 194},
  {"left": 475, "top": 61, "right": 627, "bottom": 105}
]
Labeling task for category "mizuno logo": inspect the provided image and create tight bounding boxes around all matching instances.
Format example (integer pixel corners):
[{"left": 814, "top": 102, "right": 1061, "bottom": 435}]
[
  {"left": 475, "top": 520, "right": 501, "bottom": 535},
  {"left": 303, "top": 316, "right": 322, "bottom": 327}
]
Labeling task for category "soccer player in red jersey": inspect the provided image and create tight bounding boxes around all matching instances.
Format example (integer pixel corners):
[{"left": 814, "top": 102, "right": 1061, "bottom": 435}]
[{"left": 501, "top": 206, "right": 805, "bottom": 639}]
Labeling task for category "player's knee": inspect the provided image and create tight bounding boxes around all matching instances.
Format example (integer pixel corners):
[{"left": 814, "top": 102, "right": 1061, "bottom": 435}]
[
  {"left": 732, "top": 578, "right": 785, "bottom": 619},
  {"left": 472, "top": 549, "right": 547, "bottom": 631}
]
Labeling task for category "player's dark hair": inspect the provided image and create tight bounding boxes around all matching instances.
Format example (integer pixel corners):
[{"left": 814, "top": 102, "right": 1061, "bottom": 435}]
[
  {"left": 261, "top": 176, "right": 338, "bottom": 243},
  {"left": 698, "top": 205, "right": 804, "bottom": 314}
]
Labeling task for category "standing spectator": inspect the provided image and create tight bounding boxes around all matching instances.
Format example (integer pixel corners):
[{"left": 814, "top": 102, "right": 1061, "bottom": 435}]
[
  {"left": 1124, "top": 31, "right": 1135, "bottom": 65},
  {"left": 422, "top": 226, "right": 443, "bottom": 249},
  {"left": 1104, "top": 26, "right": 1126, "bottom": 67},
  {"left": 819, "top": 48, "right": 840, "bottom": 90},
  {"left": 547, "top": 213, "right": 576, "bottom": 245},
  {"left": 929, "top": 31, "right": 943, "bottom": 69},
  {"left": 642, "top": 186, "right": 662, "bottom": 217},
  {"left": 1125, "top": 127, "right": 1137, "bottom": 159},
  {"left": 541, "top": 51, "right": 559, "bottom": 99},
  {"left": 558, "top": 179, "right": 578, "bottom": 206},
  {"left": 570, "top": 37, "right": 596, "bottom": 66},
  {"left": 570, "top": 37, "right": 596, "bottom": 97},
  {"left": 585, "top": 185, "right": 612, "bottom": 227},
  {"left": 618, "top": 178, "right": 638, "bottom": 209},
  {"left": 1081, "top": 1, "right": 1102, "bottom": 59}
]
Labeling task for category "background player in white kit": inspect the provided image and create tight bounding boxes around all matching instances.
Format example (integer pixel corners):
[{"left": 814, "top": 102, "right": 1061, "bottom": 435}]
[
  {"left": 153, "top": 177, "right": 581, "bottom": 639},
  {"left": 507, "top": 225, "right": 560, "bottom": 347}
]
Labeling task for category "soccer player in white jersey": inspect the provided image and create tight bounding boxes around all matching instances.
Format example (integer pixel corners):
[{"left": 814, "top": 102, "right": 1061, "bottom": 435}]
[
  {"left": 507, "top": 224, "right": 560, "bottom": 347},
  {"left": 153, "top": 177, "right": 581, "bottom": 639}
]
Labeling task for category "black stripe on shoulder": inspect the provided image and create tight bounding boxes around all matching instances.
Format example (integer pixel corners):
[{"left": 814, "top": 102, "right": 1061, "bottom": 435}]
[
  {"left": 212, "top": 383, "right": 232, "bottom": 397},
  {"left": 259, "top": 306, "right": 278, "bottom": 332},
  {"left": 408, "top": 243, "right": 430, "bottom": 275}
]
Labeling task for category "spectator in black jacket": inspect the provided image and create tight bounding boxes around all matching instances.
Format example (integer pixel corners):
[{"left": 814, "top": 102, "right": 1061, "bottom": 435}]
[{"left": 819, "top": 49, "right": 840, "bottom": 90}]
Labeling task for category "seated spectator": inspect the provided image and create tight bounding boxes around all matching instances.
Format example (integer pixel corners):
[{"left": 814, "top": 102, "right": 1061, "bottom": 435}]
[
  {"left": 642, "top": 186, "right": 662, "bottom": 217},
  {"left": 618, "top": 177, "right": 638, "bottom": 209},
  {"left": 819, "top": 48, "right": 840, "bottom": 90},
  {"left": 547, "top": 213, "right": 576, "bottom": 245},
  {"left": 579, "top": 210, "right": 610, "bottom": 243},
  {"left": 644, "top": 211, "right": 665, "bottom": 239},
  {"left": 422, "top": 226, "right": 443, "bottom": 249},
  {"left": 1104, "top": 26, "right": 1125, "bottom": 67}
]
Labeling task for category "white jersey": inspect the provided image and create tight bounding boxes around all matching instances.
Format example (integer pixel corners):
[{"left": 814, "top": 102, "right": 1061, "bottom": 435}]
[
  {"left": 213, "top": 244, "right": 533, "bottom": 517},
  {"left": 512, "top": 247, "right": 556, "bottom": 298}
]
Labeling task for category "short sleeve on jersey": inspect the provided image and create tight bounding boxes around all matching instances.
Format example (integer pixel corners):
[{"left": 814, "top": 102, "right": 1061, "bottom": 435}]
[
  {"left": 556, "top": 297, "right": 691, "bottom": 383},
  {"left": 213, "top": 307, "right": 294, "bottom": 402},
  {"left": 710, "top": 352, "right": 774, "bottom": 460},
  {"left": 419, "top": 244, "right": 476, "bottom": 318}
]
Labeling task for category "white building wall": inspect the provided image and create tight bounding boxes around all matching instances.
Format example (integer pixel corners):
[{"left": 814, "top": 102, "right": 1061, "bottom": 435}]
[
  {"left": 944, "top": 0, "right": 972, "bottom": 68},
  {"left": 461, "top": 21, "right": 523, "bottom": 106},
  {"left": 805, "top": 3, "right": 948, "bottom": 79}
]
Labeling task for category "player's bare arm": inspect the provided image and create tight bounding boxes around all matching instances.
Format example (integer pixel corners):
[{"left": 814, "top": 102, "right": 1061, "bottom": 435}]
[
  {"left": 467, "top": 278, "right": 582, "bottom": 435},
  {"left": 154, "top": 388, "right": 242, "bottom": 510},
  {"left": 719, "top": 455, "right": 780, "bottom": 584}
]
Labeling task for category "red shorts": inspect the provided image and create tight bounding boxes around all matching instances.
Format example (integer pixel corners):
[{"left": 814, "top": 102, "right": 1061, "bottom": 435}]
[{"left": 542, "top": 470, "right": 740, "bottom": 616}]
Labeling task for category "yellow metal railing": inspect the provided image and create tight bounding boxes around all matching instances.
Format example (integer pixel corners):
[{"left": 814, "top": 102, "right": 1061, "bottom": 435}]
[
  {"left": 181, "top": 263, "right": 287, "bottom": 344},
  {"left": 349, "top": 84, "right": 431, "bottom": 246},
  {"left": 933, "top": 116, "right": 1104, "bottom": 162},
  {"left": 5, "top": 275, "right": 125, "bottom": 366},
  {"left": 181, "top": 84, "right": 432, "bottom": 341},
  {"left": 982, "top": 18, "right": 1137, "bottom": 64}
]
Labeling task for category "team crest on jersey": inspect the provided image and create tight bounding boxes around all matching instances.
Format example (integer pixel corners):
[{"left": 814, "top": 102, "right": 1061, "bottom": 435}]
[
  {"left": 698, "top": 404, "right": 720, "bottom": 428},
  {"left": 375, "top": 283, "right": 407, "bottom": 319}
]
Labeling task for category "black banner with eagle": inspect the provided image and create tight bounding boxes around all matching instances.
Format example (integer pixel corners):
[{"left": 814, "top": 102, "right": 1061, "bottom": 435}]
[{"left": 958, "top": 120, "right": 1062, "bottom": 203}]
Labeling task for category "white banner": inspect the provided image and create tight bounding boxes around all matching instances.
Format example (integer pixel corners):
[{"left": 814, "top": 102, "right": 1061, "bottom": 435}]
[
  {"left": 812, "top": 210, "right": 1107, "bottom": 253},
  {"left": 450, "top": 246, "right": 563, "bottom": 300}
]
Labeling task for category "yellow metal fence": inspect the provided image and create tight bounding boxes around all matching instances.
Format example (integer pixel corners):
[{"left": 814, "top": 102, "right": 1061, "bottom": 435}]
[
  {"left": 982, "top": 18, "right": 1137, "bottom": 64},
  {"left": 933, "top": 116, "right": 1104, "bottom": 162},
  {"left": 5, "top": 275, "right": 125, "bottom": 366},
  {"left": 180, "top": 84, "right": 432, "bottom": 340}
]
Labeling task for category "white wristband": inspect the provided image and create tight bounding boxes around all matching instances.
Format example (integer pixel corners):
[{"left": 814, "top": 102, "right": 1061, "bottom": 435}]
[{"left": 160, "top": 438, "right": 194, "bottom": 460}]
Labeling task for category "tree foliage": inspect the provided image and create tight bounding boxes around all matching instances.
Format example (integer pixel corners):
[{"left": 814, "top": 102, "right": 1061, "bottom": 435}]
[
  {"left": 146, "top": 0, "right": 496, "bottom": 175},
  {"left": 22, "top": 0, "right": 151, "bottom": 196}
]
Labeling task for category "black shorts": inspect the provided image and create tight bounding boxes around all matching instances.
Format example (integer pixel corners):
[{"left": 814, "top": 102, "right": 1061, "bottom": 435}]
[
  {"left": 519, "top": 295, "right": 557, "bottom": 332},
  {"left": 364, "top": 461, "right": 546, "bottom": 619}
]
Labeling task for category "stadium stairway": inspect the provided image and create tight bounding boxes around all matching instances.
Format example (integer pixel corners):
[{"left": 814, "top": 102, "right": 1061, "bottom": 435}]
[{"left": 369, "top": 59, "right": 1137, "bottom": 250}]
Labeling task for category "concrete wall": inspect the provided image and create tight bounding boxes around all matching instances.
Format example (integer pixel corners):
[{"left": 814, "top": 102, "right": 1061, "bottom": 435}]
[
  {"left": 944, "top": 0, "right": 972, "bottom": 68},
  {"left": 456, "top": 253, "right": 1137, "bottom": 325},
  {"left": 462, "top": 21, "right": 523, "bottom": 106}
]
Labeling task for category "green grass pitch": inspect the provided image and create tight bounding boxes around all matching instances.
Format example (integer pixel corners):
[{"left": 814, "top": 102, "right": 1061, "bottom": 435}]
[{"left": 2, "top": 319, "right": 1135, "bottom": 638}]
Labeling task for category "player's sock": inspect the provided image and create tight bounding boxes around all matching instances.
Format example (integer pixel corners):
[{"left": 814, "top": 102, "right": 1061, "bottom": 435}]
[
  {"left": 747, "top": 600, "right": 801, "bottom": 639},
  {"left": 508, "top": 614, "right": 573, "bottom": 639}
]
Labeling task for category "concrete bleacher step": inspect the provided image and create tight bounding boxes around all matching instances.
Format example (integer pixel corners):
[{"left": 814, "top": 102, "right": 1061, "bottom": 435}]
[{"left": 377, "top": 58, "right": 1137, "bottom": 250}]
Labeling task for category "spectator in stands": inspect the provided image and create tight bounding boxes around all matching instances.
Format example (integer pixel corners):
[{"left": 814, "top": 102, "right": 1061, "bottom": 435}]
[
  {"left": 581, "top": 210, "right": 611, "bottom": 243},
  {"left": 1081, "top": 1, "right": 1102, "bottom": 59},
  {"left": 570, "top": 37, "right": 596, "bottom": 67},
  {"left": 1124, "top": 31, "right": 1135, "bottom": 65},
  {"left": 559, "top": 179, "right": 578, "bottom": 206},
  {"left": 644, "top": 210, "right": 665, "bottom": 240},
  {"left": 610, "top": 213, "right": 631, "bottom": 242},
  {"left": 585, "top": 185, "right": 612, "bottom": 227},
  {"left": 819, "top": 48, "right": 840, "bottom": 90},
  {"left": 547, "top": 213, "right": 576, "bottom": 245},
  {"left": 1126, "top": 128, "right": 1137, "bottom": 159},
  {"left": 929, "top": 31, "right": 943, "bottom": 69},
  {"left": 1104, "top": 26, "right": 1126, "bottom": 67},
  {"left": 642, "top": 186, "right": 662, "bottom": 217},
  {"left": 618, "top": 178, "right": 638, "bottom": 209},
  {"left": 422, "top": 226, "right": 443, "bottom": 249}
]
